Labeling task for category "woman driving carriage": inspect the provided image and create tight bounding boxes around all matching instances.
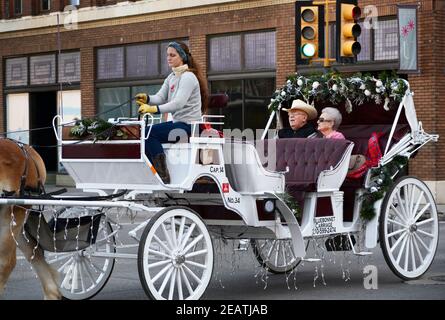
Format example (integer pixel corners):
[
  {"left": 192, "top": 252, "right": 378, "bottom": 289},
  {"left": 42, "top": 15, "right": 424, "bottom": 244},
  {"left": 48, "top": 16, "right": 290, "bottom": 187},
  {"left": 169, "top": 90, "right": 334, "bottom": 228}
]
[{"left": 135, "top": 41, "right": 208, "bottom": 184}]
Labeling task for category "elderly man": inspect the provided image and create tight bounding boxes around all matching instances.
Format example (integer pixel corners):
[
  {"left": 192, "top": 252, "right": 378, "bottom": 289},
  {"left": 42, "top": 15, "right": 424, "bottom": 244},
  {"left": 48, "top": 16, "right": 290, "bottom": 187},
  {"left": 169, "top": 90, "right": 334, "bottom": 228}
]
[{"left": 278, "top": 99, "right": 318, "bottom": 138}]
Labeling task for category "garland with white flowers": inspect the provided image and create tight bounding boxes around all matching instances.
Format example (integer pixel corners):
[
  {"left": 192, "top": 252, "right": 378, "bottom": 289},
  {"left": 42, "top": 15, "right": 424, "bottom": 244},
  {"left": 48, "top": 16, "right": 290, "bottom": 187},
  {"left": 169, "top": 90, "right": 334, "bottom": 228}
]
[{"left": 269, "top": 71, "right": 408, "bottom": 113}]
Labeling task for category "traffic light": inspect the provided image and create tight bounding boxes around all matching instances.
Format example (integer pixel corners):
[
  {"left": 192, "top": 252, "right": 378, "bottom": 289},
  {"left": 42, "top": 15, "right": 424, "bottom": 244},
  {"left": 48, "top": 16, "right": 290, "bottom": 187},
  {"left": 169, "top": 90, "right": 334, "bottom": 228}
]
[
  {"left": 296, "top": 1, "right": 324, "bottom": 65},
  {"left": 336, "top": 0, "right": 361, "bottom": 63}
]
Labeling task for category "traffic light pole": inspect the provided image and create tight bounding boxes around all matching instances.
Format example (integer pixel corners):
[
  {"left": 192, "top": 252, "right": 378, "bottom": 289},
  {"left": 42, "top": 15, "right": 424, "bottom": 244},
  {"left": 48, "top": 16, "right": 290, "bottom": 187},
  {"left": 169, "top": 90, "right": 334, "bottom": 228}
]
[{"left": 312, "top": 0, "right": 337, "bottom": 67}]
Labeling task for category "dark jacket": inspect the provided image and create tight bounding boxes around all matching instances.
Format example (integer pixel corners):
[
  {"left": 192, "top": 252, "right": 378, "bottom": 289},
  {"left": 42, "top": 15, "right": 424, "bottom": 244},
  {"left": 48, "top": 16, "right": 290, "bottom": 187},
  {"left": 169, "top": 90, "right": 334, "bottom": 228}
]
[{"left": 278, "top": 123, "right": 316, "bottom": 139}]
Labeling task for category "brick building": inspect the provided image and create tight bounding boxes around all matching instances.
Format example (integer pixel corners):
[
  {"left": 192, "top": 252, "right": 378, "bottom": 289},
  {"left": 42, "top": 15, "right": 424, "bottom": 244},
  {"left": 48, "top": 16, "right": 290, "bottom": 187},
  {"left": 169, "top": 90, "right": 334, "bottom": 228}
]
[{"left": 0, "top": 0, "right": 444, "bottom": 200}]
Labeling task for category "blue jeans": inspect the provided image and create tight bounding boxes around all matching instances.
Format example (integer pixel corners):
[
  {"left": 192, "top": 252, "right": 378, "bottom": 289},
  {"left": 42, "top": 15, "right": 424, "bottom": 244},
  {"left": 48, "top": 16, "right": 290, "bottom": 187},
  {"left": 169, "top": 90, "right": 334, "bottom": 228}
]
[{"left": 144, "top": 121, "right": 191, "bottom": 161}]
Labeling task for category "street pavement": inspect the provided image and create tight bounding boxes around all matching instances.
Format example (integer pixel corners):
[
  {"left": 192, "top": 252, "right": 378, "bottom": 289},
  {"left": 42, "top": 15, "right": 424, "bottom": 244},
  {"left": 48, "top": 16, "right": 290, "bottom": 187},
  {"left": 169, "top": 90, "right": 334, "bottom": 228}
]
[{"left": 2, "top": 217, "right": 445, "bottom": 300}]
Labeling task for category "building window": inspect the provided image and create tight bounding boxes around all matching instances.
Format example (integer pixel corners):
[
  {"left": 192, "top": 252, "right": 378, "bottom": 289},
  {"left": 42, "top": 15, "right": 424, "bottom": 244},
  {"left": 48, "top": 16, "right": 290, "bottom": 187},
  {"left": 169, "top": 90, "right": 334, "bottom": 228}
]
[
  {"left": 5, "top": 57, "right": 28, "bottom": 87},
  {"left": 59, "top": 52, "right": 80, "bottom": 83},
  {"left": 209, "top": 78, "right": 276, "bottom": 131},
  {"left": 30, "top": 54, "right": 56, "bottom": 85},
  {"left": 97, "top": 85, "right": 161, "bottom": 120},
  {"left": 209, "top": 31, "right": 276, "bottom": 73},
  {"left": 126, "top": 43, "right": 159, "bottom": 78},
  {"left": 328, "top": 18, "right": 398, "bottom": 63},
  {"left": 14, "top": 0, "right": 22, "bottom": 15},
  {"left": 374, "top": 19, "right": 399, "bottom": 61},
  {"left": 41, "top": 0, "right": 50, "bottom": 11},
  {"left": 97, "top": 47, "right": 124, "bottom": 80}
]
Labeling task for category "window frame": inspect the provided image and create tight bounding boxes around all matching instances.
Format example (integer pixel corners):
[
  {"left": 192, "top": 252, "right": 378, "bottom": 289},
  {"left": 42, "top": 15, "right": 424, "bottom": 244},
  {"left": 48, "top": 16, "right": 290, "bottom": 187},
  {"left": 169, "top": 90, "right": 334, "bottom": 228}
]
[
  {"left": 41, "top": 0, "right": 51, "bottom": 11},
  {"left": 13, "top": 0, "right": 22, "bottom": 16},
  {"left": 207, "top": 29, "right": 277, "bottom": 75}
]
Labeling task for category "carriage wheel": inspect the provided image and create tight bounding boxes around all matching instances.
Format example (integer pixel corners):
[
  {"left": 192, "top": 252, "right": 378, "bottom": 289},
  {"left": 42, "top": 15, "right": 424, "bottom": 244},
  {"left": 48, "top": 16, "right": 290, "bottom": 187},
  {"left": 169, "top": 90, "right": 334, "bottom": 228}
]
[
  {"left": 251, "top": 239, "right": 306, "bottom": 274},
  {"left": 46, "top": 215, "right": 115, "bottom": 300},
  {"left": 138, "top": 206, "right": 213, "bottom": 300},
  {"left": 379, "top": 176, "right": 439, "bottom": 280}
]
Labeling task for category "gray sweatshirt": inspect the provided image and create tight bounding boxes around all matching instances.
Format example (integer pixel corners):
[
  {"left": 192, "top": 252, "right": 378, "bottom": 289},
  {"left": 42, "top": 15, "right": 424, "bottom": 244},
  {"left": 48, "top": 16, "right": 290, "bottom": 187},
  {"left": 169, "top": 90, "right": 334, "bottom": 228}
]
[{"left": 149, "top": 71, "right": 202, "bottom": 124}]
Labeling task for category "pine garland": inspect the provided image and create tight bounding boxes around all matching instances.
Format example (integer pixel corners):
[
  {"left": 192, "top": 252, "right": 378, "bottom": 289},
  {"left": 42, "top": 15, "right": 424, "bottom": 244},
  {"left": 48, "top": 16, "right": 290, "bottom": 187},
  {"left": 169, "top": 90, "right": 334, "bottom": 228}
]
[
  {"left": 277, "top": 190, "right": 301, "bottom": 219},
  {"left": 360, "top": 155, "right": 409, "bottom": 221},
  {"left": 70, "top": 118, "right": 126, "bottom": 141},
  {"left": 269, "top": 70, "right": 408, "bottom": 113}
]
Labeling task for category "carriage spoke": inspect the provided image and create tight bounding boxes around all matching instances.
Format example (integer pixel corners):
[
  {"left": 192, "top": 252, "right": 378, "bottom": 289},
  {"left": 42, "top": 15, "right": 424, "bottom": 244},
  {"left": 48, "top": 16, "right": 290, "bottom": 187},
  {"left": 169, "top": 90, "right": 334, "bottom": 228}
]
[
  {"left": 179, "top": 223, "right": 196, "bottom": 251},
  {"left": 413, "top": 232, "right": 430, "bottom": 253},
  {"left": 81, "top": 259, "right": 96, "bottom": 286},
  {"left": 177, "top": 217, "right": 186, "bottom": 245},
  {"left": 281, "top": 242, "right": 287, "bottom": 268},
  {"left": 61, "top": 262, "right": 75, "bottom": 289},
  {"left": 396, "top": 192, "right": 409, "bottom": 222},
  {"left": 151, "top": 263, "right": 173, "bottom": 284},
  {"left": 183, "top": 264, "right": 202, "bottom": 284},
  {"left": 390, "top": 203, "right": 408, "bottom": 225},
  {"left": 168, "top": 268, "right": 177, "bottom": 300},
  {"left": 403, "top": 235, "right": 410, "bottom": 271},
  {"left": 161, "top": 223, "right": 175, "bottom": 251},
  {"left": 185, "top": 260, "right": 206, "bottom": 269},
  {"left": 389, "top": 231, "right": 407, "bottom": 253},
  {"left": 157, "top": 266, "right": 174, "bottom": 297},
  {"left": 180, "top": 266, "right": 194, "bottom": 297},
  {"left": 416, "top": 218, "right": 434, "bottom": 227},
  {"left": 411, "top": 235, "right": 425, "bottom": 265},
  {"left": 408, "top": 185, "right": 416, "bottom": 219},
  {"left": 47, "top": 253, "right": 72, "bottom": 264},
  {"left": 411, "top": 190, "right": 424, "bottom": 220},
  {"left": 57, "top": 256, "right": 74, "bottom": 273},
  {"left": 171, "top": 217, "right": 177, "bottom": 247},
  {"left": 153, "top": 234, "right": 172, "bottom": 254},
  {"left": 147, "top": 259, "right": 171, "bottom": 269},
  {"left": 184, "top": 249, "right": 207, "bottom": 259},
  {"left": 413, "top": 203, "right": 431, "bottom": 224},
  {"left": 410, "top": 236, "right": 416, "bottom": 271},
  {"left": 182, "top": 234, "right": 204, "bottom": 255},
  {"left": 402, "top": 185, "right": 411, "bottom": 220},
  {"left": 388, "top": 218, "right": 407, "bottom": 229},
  {"left": 417, "top": 229, "right": 434, "bottom": 238},
  {"left": 387, "top": 228, "right": 406, "bottom": 238},
  {"left": 266, "top": 240, "right": 278, "bottom": 262},
  {"left": 71, "top": 262, "right": 79, "bottom": 292},
  {"left": 148, "top": 248, "right": 172, "bottom": 259},
  {"left": 396, "top": 235, "right": 408, "bottom": 265},
  {"left": 177, "top": 267, "right": 183, "bottom": 300}
]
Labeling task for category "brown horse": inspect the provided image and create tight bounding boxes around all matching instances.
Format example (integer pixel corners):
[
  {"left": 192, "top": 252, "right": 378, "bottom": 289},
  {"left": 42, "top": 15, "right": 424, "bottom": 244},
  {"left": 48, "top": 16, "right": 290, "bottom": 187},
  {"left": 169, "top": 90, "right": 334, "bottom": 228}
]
[{"left": 0, "top": 138, "right": 61, "bottom": 299}]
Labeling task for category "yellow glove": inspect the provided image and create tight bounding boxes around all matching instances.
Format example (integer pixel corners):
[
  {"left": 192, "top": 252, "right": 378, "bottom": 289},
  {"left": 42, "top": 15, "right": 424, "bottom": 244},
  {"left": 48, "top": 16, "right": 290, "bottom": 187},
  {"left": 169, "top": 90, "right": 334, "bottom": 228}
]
[
  {"left": 137, "top": 103, "right": 158, "bottom": 114},
  {"left": 135, "top": 93, "right": 148, "bottom": 104}
]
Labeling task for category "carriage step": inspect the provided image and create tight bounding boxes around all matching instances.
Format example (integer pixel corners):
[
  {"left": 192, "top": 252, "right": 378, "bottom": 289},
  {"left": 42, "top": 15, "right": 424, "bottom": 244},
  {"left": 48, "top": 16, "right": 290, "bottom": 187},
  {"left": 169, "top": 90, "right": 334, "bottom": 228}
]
[
  {"left": 353, "top": 251, "right": 373, "bottom": 256},
  {"left": 302, "top": 258, "right": 321, "bottom": 262}
]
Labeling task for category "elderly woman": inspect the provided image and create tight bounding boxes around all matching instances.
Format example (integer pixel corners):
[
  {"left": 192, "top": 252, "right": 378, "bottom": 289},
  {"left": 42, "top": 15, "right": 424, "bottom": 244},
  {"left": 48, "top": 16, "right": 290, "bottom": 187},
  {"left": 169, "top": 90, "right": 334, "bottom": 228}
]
[{"left": 317, "top": 107, "right": 345, "bottom": 139}]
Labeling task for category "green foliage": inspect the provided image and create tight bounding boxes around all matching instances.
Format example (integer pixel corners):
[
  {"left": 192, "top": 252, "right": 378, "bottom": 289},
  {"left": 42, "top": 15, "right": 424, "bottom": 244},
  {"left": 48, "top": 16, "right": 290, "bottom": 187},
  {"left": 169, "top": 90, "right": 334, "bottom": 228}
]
[
  {"left": 360, "top": 155, "right": 409, "bottom": 221},
  {"left": 269, "top": 71, "right": 409, "bottom": 113},
  {"left": 70, "top": 118, "right": 125, "bottom": 141},
  {"left": 277, "top": 190, "right": 301, "bottom": 219}
]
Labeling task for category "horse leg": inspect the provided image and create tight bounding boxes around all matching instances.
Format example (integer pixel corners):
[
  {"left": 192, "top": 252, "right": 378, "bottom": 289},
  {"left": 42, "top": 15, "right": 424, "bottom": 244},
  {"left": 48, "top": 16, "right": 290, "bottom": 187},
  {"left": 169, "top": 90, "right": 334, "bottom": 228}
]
[
  {"left": 0, "top": 205, "right": 17, "bottom": 296},
  {"left": 13, "top": 207, "right": 61, "bottom": 300}
]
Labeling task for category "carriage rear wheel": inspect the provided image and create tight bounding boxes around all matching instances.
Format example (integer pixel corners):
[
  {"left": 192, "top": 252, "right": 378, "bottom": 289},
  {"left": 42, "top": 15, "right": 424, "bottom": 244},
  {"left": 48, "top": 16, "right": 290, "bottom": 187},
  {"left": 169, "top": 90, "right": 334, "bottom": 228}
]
[
  {"left": 46, "top": 213, "right": 115, "bottom": 300},
  {"left": 138, "top": 206, "right": 214, "bottom": 300},
  {"left": 251, "top": 239, "right": 305, "bottom": 274},
  {"left": 379, "top": 176, "right": 439, "bottom": 280}
]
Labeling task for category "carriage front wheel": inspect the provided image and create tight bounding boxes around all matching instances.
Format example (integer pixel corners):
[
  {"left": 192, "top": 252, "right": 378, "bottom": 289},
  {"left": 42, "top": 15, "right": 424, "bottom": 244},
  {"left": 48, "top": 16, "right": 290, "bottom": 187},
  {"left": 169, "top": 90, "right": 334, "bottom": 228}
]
[
  {"left": 138, "top": 206, "right": 214, "bottom": 300},
  {"left": 379, "top": 176, "right": 439, "bottom": 280}
]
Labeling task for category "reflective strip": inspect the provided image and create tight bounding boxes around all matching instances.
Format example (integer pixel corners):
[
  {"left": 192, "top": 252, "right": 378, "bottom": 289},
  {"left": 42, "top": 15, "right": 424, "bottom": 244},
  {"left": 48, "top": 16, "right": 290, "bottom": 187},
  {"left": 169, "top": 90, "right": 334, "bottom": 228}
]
[{"left": 150, "top": 165, "right": 157, "bottom": 175}]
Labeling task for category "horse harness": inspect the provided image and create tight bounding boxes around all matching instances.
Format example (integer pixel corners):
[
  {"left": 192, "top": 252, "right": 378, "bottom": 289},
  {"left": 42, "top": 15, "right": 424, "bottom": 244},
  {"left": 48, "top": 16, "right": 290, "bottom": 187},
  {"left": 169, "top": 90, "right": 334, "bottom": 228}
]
[{"left": 2, "top": 138, "right": 46, "bottom": 198}]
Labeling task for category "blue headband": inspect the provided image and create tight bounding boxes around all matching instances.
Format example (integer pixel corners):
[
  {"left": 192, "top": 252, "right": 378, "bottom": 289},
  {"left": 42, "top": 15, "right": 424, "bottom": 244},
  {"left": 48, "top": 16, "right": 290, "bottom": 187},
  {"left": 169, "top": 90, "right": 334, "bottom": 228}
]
[{"left": 168, "top": 42, "right": 188, "bottom": 64}]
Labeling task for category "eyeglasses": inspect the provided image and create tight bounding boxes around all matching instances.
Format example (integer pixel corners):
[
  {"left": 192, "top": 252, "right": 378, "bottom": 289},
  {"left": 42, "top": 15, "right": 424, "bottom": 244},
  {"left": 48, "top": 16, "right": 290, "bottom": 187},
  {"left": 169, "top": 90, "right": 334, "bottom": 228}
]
[{"left": 317, "top": 118, "right": 333, "bottom": 123}]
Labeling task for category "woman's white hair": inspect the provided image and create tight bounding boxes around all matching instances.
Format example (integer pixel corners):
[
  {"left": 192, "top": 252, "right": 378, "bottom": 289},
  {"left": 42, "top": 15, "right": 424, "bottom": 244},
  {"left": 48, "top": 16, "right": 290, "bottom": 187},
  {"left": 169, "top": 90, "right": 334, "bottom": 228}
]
[{"left": 322, "top": 107, "right": 342, "bottom": 130}]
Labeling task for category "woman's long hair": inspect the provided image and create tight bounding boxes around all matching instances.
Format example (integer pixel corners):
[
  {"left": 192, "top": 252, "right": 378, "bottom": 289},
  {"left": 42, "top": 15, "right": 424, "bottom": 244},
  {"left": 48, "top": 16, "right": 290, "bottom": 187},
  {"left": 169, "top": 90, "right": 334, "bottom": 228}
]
[{"left": 176, "top": 41, "right": 209, "bottom": 115}]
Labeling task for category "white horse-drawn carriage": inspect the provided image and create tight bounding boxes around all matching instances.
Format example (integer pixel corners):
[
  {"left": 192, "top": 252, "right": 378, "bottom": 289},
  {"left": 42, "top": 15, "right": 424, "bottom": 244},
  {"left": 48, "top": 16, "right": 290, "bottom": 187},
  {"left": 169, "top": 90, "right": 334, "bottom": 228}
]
[{"left": 0, "top": 81, "right": 439, "bottom": 300}]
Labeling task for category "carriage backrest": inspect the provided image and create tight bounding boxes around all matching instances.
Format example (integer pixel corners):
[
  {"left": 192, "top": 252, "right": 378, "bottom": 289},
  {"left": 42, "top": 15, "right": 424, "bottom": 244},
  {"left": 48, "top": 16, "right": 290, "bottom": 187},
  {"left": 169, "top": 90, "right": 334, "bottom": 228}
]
[
  {"left": 340, "top": 124, "right": 410, "bottom": 155},
  {"left": 258, "top": 138, "right": 353, "bottom": 191}
]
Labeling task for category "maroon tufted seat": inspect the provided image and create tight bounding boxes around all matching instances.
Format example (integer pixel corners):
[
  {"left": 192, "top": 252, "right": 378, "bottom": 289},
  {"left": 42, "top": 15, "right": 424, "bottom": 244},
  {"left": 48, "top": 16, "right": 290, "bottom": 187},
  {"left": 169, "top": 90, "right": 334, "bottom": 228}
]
[{"left": 271, "top": 138, "right": 353, "bottom": 191}]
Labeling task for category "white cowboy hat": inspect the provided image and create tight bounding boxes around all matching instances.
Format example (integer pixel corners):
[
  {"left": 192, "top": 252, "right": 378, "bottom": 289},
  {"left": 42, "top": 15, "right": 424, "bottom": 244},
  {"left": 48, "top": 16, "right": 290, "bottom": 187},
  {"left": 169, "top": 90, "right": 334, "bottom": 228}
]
[{"left": 282, "top": 99, "right": 318, "bottom": 120}]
